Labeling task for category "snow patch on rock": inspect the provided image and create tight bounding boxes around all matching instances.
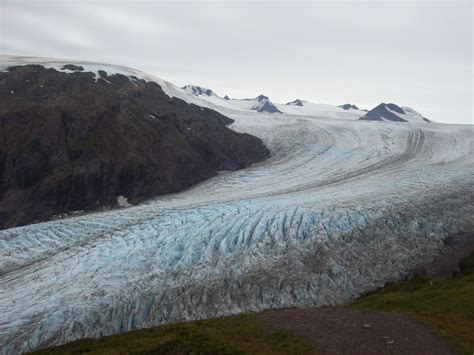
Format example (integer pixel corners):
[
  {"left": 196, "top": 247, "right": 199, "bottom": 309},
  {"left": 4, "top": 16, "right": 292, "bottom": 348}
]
[{"left": 117, "top": 196, "right": 132, "bottom": 207}]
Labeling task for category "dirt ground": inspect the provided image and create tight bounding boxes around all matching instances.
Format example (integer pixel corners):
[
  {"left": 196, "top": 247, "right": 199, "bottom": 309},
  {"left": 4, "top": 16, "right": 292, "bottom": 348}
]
[{"left": 263, "top": 308, "right": 457, "bottom": 355}]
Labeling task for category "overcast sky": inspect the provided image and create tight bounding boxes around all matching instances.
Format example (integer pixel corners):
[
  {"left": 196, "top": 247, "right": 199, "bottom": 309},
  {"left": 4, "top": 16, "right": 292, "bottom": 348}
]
[{"left": 1, "top": 0, "right": 472, "bottom": 124}]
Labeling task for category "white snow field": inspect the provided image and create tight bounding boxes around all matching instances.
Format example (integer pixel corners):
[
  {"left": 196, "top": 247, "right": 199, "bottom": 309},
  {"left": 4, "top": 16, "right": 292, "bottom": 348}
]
[{"left": 0, "top": 57, "right": 473, "bottom": 353}]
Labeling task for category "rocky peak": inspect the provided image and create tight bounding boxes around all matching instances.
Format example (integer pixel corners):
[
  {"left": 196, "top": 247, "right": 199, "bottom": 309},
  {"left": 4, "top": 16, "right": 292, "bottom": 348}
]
[
  {"left": 182, "top": 85, "right": 216, "bottom": 97},
  {"left": 251, "top": 95, "right": 281, "bottom": 113},
  {"left": 360, "top": 103, "right": 428, "bottom": 123},
  {"left": 286, "top": 99, "right": 304, "bottom": 106},
  {"left": 339, "top": 103, "right": 359, "bottom": 110}
]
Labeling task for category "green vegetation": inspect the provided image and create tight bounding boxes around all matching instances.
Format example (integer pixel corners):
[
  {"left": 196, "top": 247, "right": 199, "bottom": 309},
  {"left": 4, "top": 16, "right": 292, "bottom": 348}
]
[
  {"left": 32, "top": 313, "right": 312, "bottom": 355},
  {"left": 349, "top": 252, "right": 474, "bottom": 354}
]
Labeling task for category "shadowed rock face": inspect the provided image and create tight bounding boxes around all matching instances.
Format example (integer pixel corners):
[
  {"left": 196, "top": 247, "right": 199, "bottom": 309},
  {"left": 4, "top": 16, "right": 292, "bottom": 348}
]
[
  {"left": 252, "top": 95, "right": 282, "bottom": 113},
  {"left": 386, "top": 103, "right": 404, "bottom": 114},
  {"left": 61, "top": 64, "right": 84, "bottom": 72},
  {"left": 360, "top": 103, "right": 408, "bottom": 122},
  {"left": 286, "top": 99, "right": 304, "bottom": 106},
  {"left": 0, "top": 65, "right": 269, "bottom": 229}
]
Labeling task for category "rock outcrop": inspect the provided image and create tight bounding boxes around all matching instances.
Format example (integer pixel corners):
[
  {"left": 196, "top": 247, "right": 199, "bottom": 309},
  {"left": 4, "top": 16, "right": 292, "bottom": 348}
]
[{"left": 0, "top": 65, "right": 269, "bottom": 229}]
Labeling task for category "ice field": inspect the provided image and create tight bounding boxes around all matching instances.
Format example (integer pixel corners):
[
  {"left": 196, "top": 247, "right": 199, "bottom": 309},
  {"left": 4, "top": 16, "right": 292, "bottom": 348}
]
[{"left": 0, "top": 57, "right": 473, "bottom": 353}]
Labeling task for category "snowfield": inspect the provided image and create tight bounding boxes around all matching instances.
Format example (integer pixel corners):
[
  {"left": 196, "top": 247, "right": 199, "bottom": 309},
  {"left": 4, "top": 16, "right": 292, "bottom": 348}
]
[{"left": 0, "top": 57, "right": 473, "bottom": 354}]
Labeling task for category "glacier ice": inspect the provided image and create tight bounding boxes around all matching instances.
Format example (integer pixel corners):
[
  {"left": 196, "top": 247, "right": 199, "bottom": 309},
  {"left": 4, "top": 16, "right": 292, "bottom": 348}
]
[{"left": 0, "top": 58, "right": 473, "bottom": 354}]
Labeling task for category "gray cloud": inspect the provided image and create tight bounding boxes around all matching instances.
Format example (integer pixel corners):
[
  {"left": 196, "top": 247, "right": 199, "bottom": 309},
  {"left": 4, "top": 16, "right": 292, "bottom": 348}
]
[{"left": 1, "top": 0, "right": 472, "bottom": 124}]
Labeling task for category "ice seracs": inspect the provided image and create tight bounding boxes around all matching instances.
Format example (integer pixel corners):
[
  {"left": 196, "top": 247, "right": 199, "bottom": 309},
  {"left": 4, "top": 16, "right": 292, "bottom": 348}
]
[{"left": 360, "top": 103, "right": 429, "bottom": 123}]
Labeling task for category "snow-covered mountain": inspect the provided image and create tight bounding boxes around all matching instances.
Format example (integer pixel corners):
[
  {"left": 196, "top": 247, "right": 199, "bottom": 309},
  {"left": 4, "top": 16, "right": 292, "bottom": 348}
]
[
  {"left": 360, "top": 103, "right": 430, "bottom": 123},
  {"left": 179, "top": 86, "right": 428, "bottom": 123},
  {"left": 176, "top": 87, "right": 369, "bottom": 120},
  {"left": 0, "top": 55, "right": 430, "bottom": 124},
  {"left": 286, "top": 99, "right": 304, "bottom": 106},
  {"left": 0, "top": 56, "right": 471, "bottom": 354},
  {"left": 250, "top": 95, "right": 282, "bottom": 113}
]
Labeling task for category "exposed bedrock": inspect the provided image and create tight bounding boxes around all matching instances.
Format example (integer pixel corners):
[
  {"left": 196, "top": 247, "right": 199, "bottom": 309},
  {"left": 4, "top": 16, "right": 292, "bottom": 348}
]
[{"left": 0, "top": 65, "right": 269, "bottom": 229}]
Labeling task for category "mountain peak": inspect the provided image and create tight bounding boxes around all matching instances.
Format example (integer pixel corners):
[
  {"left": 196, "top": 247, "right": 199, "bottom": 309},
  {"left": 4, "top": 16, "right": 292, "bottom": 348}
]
[
  {"left": 286, "top": 99, "right": 304, "bottom": 106},
  {"left": 360, "top": 103, "right": 428, "bottom": 123},
  {"left": 251, "top": 95, "right": 281, "bottom": 113},
  {"left": 339, "top": 103, "right": 359, "bottom": 110},
  {"left": 182, "top": 85, "right": 216, "bottom": 97}
]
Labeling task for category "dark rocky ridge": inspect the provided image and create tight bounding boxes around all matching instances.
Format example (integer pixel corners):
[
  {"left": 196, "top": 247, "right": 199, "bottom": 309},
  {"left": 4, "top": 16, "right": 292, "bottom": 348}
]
[
  {"left": 61, "top": 64, "right": 84, "bottom": 72},
  {"left": 182, "top": 85, "right": 215, "bottom": 97},
  {"left": 339, "top": 103, "right": 358, "bottom": 110},
  {"left": 360, "top": 103, "right": 408, "bottom": 122},
  {"left": 0, "top": 65, "right": 269, "bottom": 229},
  {"left": 286, "top": 99, "right": 304, "bottom": 106}
]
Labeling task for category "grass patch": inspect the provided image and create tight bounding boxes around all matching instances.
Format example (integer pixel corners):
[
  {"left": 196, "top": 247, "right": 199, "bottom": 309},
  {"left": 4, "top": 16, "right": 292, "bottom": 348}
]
[
  {"left": 349, "top": 252, "right": 474, "bottom": 354},
  {"left": 31, "top": 312, "right": 312, "bottom": 354}
]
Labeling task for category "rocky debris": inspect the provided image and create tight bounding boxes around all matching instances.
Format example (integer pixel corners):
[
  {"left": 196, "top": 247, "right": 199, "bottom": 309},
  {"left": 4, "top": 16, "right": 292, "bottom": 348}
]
[{"left": 0, "top": 65, "right": 269, "bottom": 229}]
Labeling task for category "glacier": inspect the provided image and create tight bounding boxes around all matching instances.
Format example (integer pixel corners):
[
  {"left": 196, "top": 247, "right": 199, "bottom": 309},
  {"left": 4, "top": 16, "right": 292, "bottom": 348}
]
[{"left": 0, "top": 57, "right": 473, "bottom": 353}]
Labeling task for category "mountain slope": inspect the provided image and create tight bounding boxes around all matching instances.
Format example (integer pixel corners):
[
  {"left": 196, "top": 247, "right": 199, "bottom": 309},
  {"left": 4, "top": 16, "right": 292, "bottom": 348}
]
[
  {"left": 286, "top": 99, "right": 304, "bottom": 106},
  {"left": 360, "top": 103, "right": 429, "bottom": 123},
  {"left": 250, "top": 95, "right": 282, "bottom": 113},
  {"left": 0, "top": 64, "right": 269, "bottom": 229}
]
